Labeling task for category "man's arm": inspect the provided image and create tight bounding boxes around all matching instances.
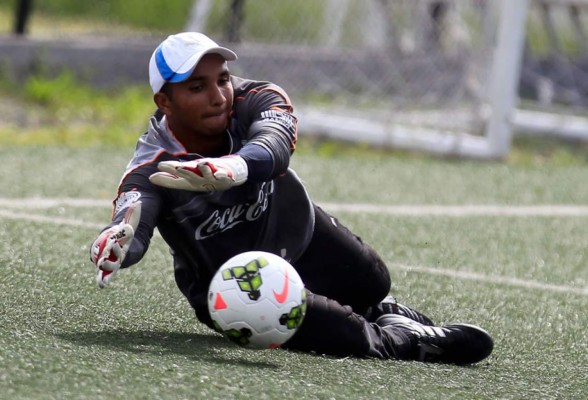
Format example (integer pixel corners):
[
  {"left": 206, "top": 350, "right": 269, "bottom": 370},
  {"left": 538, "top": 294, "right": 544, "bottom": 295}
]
[
  {"left": 236, "top": 83, "right": 298, "bottom": 181},
  {"left": 90, "top": 173, "right": 162, "bottom": 287},
  {"left": 150, "top": 82, "right": 298, "bottom": 192},
  {"left": 90, "top": 201, "right": 142, "bottom": 288}
]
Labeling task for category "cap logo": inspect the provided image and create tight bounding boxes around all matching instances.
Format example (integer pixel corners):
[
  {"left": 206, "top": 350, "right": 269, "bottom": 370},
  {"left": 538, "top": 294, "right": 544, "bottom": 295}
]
[{"left": 155, "top": 45, "right": 193, "bottom": 84}]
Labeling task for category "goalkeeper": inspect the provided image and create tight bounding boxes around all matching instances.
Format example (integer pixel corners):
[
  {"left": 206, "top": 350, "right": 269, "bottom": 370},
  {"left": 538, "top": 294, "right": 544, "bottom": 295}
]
[{"left": 90, "top": 32, "right": 493, "bottom": 365}]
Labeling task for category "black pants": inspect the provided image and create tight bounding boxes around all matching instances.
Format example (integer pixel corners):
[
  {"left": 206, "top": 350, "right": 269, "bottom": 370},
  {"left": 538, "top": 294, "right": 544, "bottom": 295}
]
[
  {"left": 293, "top": 205, "right": 391, "bottom": 314},
  {"left": 280, "top": 205, "right": 398, "bottom": 358},
  {"left": 195, "top": 205, "right": 401, "bottom": 358}
]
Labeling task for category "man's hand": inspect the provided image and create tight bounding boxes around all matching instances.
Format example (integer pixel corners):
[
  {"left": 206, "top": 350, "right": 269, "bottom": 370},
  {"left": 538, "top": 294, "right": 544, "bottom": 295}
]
[
  {"left": 90, "top": 201, "right": 141, "bottom": 288},
  {"left": 149, "top": 155, "right": 248, "bottom": 192}
]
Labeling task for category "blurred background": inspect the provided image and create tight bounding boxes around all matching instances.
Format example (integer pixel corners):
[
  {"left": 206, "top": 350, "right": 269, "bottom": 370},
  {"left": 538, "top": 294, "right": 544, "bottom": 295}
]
[{"left": 1, "top": 0, "right": 587, "bottom": 158}]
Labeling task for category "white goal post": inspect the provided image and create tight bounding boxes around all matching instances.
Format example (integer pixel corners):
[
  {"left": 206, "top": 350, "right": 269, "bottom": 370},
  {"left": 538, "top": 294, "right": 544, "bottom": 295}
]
[{"left": 297, "top": 0, "right": 528, "bottom": 159}]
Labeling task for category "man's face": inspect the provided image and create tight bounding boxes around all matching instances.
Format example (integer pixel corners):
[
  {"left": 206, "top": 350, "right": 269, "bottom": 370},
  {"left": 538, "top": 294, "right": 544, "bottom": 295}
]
[{"left": 158, "top": 54, "right": 234, "bottom": 139}]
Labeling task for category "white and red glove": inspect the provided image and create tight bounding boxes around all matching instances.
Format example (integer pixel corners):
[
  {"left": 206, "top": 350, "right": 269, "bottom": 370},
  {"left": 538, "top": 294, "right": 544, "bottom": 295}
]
[
  {"left": 149, "top": 155, "right": 248, "bottom": 192},
  {"left": 90, "top": 201, "right": 141, "bottom": 288}
]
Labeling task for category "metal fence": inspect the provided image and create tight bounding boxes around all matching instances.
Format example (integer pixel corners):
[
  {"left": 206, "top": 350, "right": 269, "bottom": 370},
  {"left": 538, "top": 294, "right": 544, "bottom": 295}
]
[{"left": 5, "top": 0, "right": 588, "bottom": 155}]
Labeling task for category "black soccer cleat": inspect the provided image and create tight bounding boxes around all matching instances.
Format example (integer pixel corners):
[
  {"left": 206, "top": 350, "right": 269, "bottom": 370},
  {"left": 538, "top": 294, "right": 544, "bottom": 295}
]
[
  {"left": 395, "top": 303, "right": 435, "bottom": 326},
  {"left": 376, "top": 295, "right": 435, "bottom": 326},
  {"left": 377, "top": 314, "right": 494, "bottom": 365}
]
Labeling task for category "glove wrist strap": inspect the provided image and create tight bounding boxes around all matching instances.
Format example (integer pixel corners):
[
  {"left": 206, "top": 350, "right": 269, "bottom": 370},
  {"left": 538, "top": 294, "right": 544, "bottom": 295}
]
[{"left": 223, "top": 155, "right": 248, "bottom": 184}]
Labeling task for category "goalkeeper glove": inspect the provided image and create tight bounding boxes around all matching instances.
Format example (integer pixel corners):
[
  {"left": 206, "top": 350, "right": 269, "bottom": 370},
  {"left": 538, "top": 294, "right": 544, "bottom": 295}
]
[
  {"left": 90, "top": 201, "right": 141, "bottom": 288},
  {"left": 149, "top": 155, "right": 248, "bottom": 192}
]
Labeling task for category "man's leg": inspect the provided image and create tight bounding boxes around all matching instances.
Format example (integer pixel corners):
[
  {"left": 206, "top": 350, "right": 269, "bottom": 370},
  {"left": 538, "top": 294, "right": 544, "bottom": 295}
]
[
  {"left": 293, "top": 206, "right": 391, "bottom": 314},
  {"left": 282, "top": 291, "right": 414, "bottom": 359},
  {"left": 294, "top": 206, "right": 434, "bottom": 325},
  {"left": 283, "top": 291, "right": 494, "bottom": 364}
]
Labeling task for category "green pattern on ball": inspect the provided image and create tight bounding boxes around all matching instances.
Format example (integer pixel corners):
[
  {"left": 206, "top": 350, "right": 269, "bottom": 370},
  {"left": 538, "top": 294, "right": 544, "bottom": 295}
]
[
  {"left": 223, "top": 327, "right": 252, "bottom": 347},
  {"left": 279, "top": 289, "right": 307, "bottom": 329},
  {"left": 222, "top": 257, "right": 269, "bottom": 300}
]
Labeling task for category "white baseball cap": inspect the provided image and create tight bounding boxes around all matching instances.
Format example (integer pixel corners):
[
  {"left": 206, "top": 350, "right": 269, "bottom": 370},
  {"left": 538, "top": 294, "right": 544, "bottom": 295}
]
[{"left": 149, "top": 32, "right": 238, "bottom": 93}]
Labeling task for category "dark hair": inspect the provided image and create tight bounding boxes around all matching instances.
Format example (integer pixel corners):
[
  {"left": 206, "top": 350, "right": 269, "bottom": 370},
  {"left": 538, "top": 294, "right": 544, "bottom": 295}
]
[
  {"left": 153, "top": 83, "right": 172, "bottom": 120},
  {"left": 159, "top": 82, "right": 173, "bottom": 100}
]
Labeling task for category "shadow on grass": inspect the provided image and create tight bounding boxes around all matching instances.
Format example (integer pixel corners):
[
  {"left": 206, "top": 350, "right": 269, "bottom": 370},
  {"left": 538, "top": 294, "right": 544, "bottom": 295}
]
[{"left": 55, "top": 329, "right": 280, "bottom": 369}]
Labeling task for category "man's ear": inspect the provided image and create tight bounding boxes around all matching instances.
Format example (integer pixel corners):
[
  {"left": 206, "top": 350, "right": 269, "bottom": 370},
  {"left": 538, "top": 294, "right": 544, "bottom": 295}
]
[{"left": 153, "top": 92, "right": 171, "bottom": 113}]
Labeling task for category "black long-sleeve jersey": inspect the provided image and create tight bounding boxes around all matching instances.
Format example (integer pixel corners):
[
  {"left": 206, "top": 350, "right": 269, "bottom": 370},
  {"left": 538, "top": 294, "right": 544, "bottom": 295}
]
[{"left": 104, "top": 76, "right": 315, "bottom": 308}]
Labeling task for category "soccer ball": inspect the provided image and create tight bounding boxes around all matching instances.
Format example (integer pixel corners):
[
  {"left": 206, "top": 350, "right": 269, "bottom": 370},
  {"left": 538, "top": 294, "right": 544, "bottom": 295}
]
[{"left": 207, "top": 251, "right": 307, "bottom": 349}]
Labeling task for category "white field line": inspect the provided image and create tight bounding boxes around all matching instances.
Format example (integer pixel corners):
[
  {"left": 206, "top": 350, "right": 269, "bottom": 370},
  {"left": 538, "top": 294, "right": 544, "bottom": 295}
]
[
  {"left": 0, "top": 209, "right": 105, "bottom": 230},
  {"left": 0, "top": 198, "right": 111, "bottom": 209},
  {"left": 390, "top": 263, "right": 588, "bottom": 296},
  {"left": 0, "top": 197, "right": 587, "bottom": 296},
  {"left": 322, "top": 203, "right": 588, "bottom": 217},
  {"left": 3, "top": 197, "right": 588, "bottom": 217}
]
